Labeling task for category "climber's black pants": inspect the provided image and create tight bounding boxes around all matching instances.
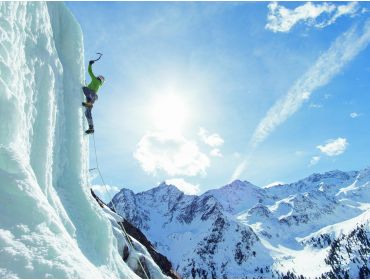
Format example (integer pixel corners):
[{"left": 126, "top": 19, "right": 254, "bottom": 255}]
[{"left": 82, "top": 87, "right": 98, "bottom": 126}]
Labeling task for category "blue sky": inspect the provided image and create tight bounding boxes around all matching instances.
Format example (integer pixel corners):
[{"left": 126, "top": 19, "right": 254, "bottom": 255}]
[{"left": 67, "top": 1, "right": 370, "bottom": 198}]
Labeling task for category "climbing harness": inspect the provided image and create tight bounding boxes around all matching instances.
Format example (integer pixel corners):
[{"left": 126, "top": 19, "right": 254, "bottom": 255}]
[{"left": 89, "top": 134, "right": 150, "bottom": 279}]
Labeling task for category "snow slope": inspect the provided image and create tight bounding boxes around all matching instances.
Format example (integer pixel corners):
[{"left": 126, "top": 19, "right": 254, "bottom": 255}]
[
  {"left": 0, "top": 2, "right": 167, "bottom": 278},
  {"left": 111, "top": 183, "right": 274, "bottom": 278},
  {"left": 112, "top": 169, "right": 370, "bottom": 278}
]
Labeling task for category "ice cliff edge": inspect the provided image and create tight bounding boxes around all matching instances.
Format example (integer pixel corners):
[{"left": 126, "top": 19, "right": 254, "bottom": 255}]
[{"left": 0, "top": 2, "right": 138, "bottom": 278}]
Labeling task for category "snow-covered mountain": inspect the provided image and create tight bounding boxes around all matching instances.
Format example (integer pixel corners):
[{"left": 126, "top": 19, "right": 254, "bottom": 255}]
[
  {"left": 111, "top": 169, "right": 370, "bottom": 278},
  {"left": 0, "top": 2, "right": 172, "bottom": 278}
]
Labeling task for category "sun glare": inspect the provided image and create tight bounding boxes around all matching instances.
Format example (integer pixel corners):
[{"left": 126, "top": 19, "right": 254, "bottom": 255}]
[{"left": 150, "top": 94, "right": 189, "bottom": 134}]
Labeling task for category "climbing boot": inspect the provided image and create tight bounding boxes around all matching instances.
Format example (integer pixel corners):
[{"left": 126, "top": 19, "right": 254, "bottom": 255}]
[
  {"left": 85, "top": 125, "right": 94, "bottom": 134},
  {"left": 82, "top": 102, "right": 93, "bottom": 108}
]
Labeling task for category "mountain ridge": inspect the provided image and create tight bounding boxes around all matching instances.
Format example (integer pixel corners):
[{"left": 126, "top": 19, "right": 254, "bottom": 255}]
[{"left": 110, "top": 167, "right": 370, "bottom": 278}]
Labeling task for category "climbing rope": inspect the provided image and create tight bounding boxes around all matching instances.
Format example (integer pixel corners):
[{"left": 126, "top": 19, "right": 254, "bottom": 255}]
[
  {"left": 90, "top": 133, "right": 149, "bottom": 279},
  {"left": 81, "top": 53, "right": 148, "bottom": 278}
]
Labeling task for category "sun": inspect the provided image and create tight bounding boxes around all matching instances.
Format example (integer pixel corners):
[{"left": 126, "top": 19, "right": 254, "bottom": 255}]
[{"left": 150, "top": 94, "right": 189, "bottom": 134}]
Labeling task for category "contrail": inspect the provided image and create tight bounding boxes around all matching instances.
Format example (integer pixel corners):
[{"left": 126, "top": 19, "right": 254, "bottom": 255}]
[{"left": 231, "top": 19, "right": 370, "bottom": 181}]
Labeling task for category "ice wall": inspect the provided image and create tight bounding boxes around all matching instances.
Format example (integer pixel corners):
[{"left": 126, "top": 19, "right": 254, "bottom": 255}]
[{"left": 0, "top": 2, "right": 137, "bottom": 278}]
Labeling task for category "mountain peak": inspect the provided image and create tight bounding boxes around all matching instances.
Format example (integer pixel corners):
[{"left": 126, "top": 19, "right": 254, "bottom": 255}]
[
  {"left": 224, "top": 179, "right": 258, "bottom": 190},
  {"left": 156, "top": 181, "right": 183, "bottom": 193},
  {"left": 143, "top": 181, "right": 184, "bottom": 200},
  {"left": 297, "top": 169, "right": 359, "bottom": 188}
]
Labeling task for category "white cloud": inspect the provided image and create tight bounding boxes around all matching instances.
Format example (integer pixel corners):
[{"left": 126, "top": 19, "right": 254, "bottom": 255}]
[
  {"left": 165, "top": 178, "right": 200, "bottom": 195},
  {"left": 134, "top": 131, "right": 210, "bottom": 177},
  {"left": 233, "top": 19, "right": 370, "bottom": 180},
  {"left": 198, "top": 127, "right": 224, "bottom": 147},
  {"left": 350, "top": 112, "right": 360, "bottom": 118},
  {"left": 264, "top": 181, "right": 285, "bottom": 188},
  {"left": 309, "top": 156, "right": 321, "bottom": 166},
  {"left": 91, "top": 185, "right": 120, "bottom": 203},
  {"left": 295, "top": 150, "right": 305, "bottom": 156},
  {"left": 250, "top": 20, "right": 370, "bottom": 149},
  {"left": 317, "top": 138, "right": 348, "bottom": 156},
  {"left": 210, "top": 148, "right": 223, "bottom": 157},
  {"left": 231, "top": 159, "right": 248, "bottom": 181},
  {"left": 309, "top": 103, "right": 323, "bottom": 109},
  {"left": 266, "top": 1, "right": 359, "bottom": 33}
]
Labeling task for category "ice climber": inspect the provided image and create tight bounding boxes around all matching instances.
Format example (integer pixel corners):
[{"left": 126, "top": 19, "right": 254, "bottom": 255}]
[{"left": 82, "top": 59, "right": 105, "bottom": 134}]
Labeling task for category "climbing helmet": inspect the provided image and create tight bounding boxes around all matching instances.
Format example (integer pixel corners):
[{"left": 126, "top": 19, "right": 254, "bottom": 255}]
[{"left": 98, "top": 75, "right": 105, "bottom": 83}]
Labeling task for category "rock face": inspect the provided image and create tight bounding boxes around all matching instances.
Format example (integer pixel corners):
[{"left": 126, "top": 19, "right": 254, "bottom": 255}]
[
  {"left": 322, "top": 224, "right": 370, "bottom": 279},
  {"left": 120, "top": 219, "right": 180, "bottom": 279},
  {"left": 111, "top": 169, "right": 370, "bottom": 278},
  {"left": 91, "top": 189, "right": 179, "bottom": 278}
]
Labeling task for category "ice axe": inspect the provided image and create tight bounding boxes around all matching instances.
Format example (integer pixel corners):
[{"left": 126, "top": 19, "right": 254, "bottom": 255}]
[{"left": 92, "top": 52, "right": 103, "bottom": 63}]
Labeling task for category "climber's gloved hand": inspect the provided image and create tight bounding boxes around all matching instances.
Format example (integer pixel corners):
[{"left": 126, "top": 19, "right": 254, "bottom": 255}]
[{"left": 89, "top": 60, "right": 94, "bottom": 65}]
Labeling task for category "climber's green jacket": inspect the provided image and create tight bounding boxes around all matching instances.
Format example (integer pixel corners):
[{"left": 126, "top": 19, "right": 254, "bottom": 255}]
[{"left": 87, "top": 64, "right": 103, "bottom": 93}]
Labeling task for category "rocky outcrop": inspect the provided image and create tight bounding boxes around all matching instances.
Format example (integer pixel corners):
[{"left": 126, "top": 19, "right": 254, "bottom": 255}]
[
  {"left": 90, "top": 189, "right": 180, "bottom": 279},
  {"left": 120, "top": 219, "right": 180, "bottom": 279},
  {"left": 322, "top": 224, "right": 370, "bottom": 279}
]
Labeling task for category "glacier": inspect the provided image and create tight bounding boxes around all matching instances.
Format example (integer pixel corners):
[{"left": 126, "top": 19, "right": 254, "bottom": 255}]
[{"left": 0, "top": 2, "right": 168, "bottom": 278}]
